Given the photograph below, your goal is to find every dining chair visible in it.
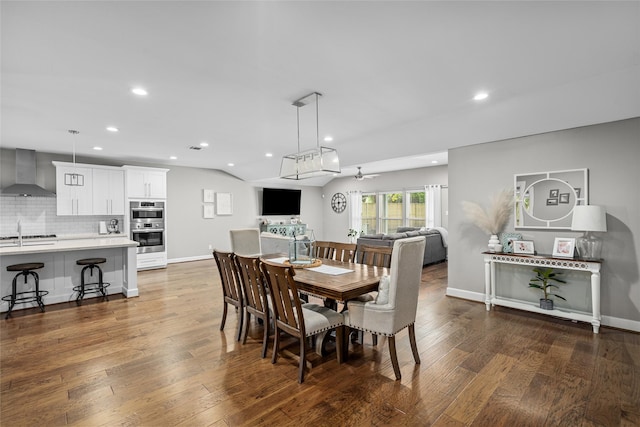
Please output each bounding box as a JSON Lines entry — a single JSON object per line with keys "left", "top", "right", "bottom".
{"left": 355, "top": 244, "right": 394, "bottom": 268}
{"left": 314, "top": 241, "right": 335, "bottom": 259}
{"left": 235, "top": 255, "right": 271, "bottom": 358}
{"left": 344, "top": 236, "right": 426, "bottom": 380}
{"left": 260, "top": 259, "right": 344, "bottom": 383}
{"left": 213, "top": 250, "right": 244, "bottom": 342}
{"left": 229, "top": 228, "right": 262, "bottom": 256}
{"left": 332, "top": 242, "right": 357, "bottom": 262}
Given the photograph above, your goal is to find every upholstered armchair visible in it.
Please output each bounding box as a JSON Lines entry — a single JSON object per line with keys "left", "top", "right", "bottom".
{"left": 344, "top": 236, "right": 426, "bottom": 380}
{"left": 229, "top": 228, "right": 261, "bottom": 256}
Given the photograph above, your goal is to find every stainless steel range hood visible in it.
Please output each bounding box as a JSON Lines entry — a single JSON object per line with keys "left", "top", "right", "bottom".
{"left": 1, "top": 149, "right": 56, "bottom": 197}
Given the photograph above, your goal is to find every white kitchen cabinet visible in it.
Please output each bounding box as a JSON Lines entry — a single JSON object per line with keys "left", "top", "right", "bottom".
{"left": 54, "top": 164, "right": 93, "bottom": 216}
{"left": 92, "top": 168, "right": 125, "bottom": 215}
{"left": 123, "top": 166, "right": 168, "bottom": 199}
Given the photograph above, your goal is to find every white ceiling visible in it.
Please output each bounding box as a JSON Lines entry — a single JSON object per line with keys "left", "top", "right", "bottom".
{"left": 2, "top": 1, "right": 639, "bottom": 187}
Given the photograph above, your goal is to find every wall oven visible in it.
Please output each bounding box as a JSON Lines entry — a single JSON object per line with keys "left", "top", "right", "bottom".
{"left": 130, "top": 201, "right": 165, "bottom": 254}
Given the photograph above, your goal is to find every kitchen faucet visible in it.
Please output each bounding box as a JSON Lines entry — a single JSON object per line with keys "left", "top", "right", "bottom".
{"left": 17, "top": 219, "right": 23, "bottom": 247}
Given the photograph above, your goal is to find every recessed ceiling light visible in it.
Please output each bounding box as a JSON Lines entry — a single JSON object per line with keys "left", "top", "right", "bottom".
{"left": 265, "top": 153, "right": 273, "bottom": 157}
{"left": 432, "top": 160, "right": 439, "bottom": 164}
{"left": 131, "top": 87, "right": 148, "bottom": 96}
{"left": 473, "top": 92, "right": 489, "bottom": 101}
{"left": 200, "top": 142, "right": 209, "bottom": 147}
{"left": 169, "top": 156, "right": 177, "bottom": 160}
{"left": 93, "top": 146, "right": 103, "bottom": 151}
{"left": 106, "top": 126, "right": 119, "bottom": 132}
{"left": 227, "top": 163, "right": 234, "bottom": 167}
{"left": 324, "top": 136, "right": 334, "bottom": 142}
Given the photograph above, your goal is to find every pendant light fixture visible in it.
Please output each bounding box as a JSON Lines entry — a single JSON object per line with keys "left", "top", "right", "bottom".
{"left": 280, "top": 92, "right": 340, "bottom": 180}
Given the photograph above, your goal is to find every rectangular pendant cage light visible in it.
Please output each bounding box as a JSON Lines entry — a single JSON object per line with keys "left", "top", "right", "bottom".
{"left": 280, "top": 146, "right": 340, "bottom": 180}
{"left": 279, "top": 91, "right": 340, "bottom": 180}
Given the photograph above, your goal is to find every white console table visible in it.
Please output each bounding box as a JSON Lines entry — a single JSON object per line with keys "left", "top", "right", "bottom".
{"left": 483, "top": 252, "right": 602, "bottom": 333}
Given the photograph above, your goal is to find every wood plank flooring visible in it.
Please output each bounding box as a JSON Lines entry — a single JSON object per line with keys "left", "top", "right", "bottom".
{"left": 1, "top": 259, "right": 639, "bottom": 426}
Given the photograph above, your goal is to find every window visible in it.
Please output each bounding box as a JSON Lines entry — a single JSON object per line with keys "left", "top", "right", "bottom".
{"left": 380, "top": 192, "right": 403, "bottom": 234}
{"left": 361, "top": 193, "right": 377, "bottom": 234}
{"left": 406, "top": 190, "right": 426, "bottom": 228}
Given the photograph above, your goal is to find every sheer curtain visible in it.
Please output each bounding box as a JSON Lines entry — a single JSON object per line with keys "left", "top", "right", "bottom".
{"left": 424, "top": 185, "right": 442, "bottom": 228}
{"left": 348, "top": 190, "right": 363, "bottom": 236}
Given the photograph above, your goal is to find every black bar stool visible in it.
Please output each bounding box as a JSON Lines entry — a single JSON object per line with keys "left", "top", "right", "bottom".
{"left": 74, "top": 258, "right": 110, "bottom": 304}
{"left": 2, "top": 262, "right": 48, "bottom": 319}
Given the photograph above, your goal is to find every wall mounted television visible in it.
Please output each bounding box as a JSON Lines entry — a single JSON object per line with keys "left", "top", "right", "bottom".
{"left": 262, "top": 188, "right": 301, "bottom": 216}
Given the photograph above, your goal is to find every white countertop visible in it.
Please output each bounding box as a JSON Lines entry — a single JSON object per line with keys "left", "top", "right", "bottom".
{"left": 0, "top": 237, "right": 138, "bottom": 256}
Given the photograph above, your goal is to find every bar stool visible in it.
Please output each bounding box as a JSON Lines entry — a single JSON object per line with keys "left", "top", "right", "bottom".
{"left": 74, "top": 258, "right": 110, "bottom": 304}
{"left": 2, "top": 262, "right": 48, "bottom": 319}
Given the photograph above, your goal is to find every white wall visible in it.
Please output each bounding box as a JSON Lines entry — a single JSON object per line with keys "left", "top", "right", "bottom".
{"left": 447, "top": 118, "right": 640, "bottom": 331}
{"left": 321, "top": 165, "right": 448, "bottom": 242}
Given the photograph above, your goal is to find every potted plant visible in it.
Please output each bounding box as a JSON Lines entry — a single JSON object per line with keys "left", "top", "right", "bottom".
{"left": 347, "top": 228, "right": 361, "bottom": 243}
{"left": 528, "top": 267, "right": 566, "bottom": 310}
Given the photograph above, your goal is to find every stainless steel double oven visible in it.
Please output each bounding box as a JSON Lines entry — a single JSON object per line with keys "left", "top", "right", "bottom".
{"left": 130, "top": 201, "right": 165, "bottom": 253}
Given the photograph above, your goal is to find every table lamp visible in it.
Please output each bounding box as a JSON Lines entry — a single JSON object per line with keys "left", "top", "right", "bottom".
{"left": 571, "top": 205, "right": 607, "bottom": 260}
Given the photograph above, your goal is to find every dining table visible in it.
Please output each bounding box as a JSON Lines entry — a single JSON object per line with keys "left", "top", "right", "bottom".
{"left": 261, "top": 255, "right": 389, "bottom": 359}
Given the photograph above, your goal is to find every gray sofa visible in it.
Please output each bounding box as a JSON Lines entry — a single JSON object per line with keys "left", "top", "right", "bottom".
{"left": 356, "top": 227, "right": 447, "bottom": 266}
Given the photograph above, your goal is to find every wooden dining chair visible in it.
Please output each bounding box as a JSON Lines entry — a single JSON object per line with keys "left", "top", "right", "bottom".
{"left": 332, "top": 242, "right": 357, "bottom": 262}
{"left": 344, "top": 237, "right": 426, "bottom": 380}
{"left": 314, "top": 241, "right": 335, "bottom": 260}
{"left": 260, "top": 259, "right": 344, "bottom": 383}
{"left": 355, "top": 244, "right": 394, "bottom": 268}
{"left": 235, "top": 255, "right": 271, "bottom": 358}
{"left": 213, "top": 250, "right": 244, "bottom": 342}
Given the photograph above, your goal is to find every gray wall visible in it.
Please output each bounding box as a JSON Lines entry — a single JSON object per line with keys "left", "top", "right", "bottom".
{"left": 448, "top": 118, "right": 640, "bottom": 331}
{"left": 0, "top": 148, "right": 324, "bottom": 261}
{"left": 321, "top": 165, "right": 448, "bottom": 242}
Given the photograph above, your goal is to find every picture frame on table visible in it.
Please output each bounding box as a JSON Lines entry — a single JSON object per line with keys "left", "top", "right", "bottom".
{"left": 500, "top": 232, "right": 523, "bottom": 253}
{"left": 513, "top": 240, "right": 535, "bottom": 255}
{"left": 552, "top": 237, "right": 576, "bottom": 258}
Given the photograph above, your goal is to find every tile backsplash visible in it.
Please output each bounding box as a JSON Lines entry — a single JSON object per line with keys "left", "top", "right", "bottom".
{"left": 0, "top": 197, "right": 124, "bottom": 237}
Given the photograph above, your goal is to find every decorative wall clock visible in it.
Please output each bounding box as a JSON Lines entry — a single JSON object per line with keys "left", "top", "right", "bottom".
{"left": 331, "top": 192, "right": 347, "bottom": 213}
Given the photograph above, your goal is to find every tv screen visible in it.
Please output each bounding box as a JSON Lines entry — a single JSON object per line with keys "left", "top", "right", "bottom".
{"left": 262, "top": 188, "right": 301, "bottom": 216}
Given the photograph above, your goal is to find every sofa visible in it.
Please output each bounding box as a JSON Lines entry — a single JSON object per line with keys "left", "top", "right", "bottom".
{"left": 356, "top": 226, "right": 447, "bottom": 266}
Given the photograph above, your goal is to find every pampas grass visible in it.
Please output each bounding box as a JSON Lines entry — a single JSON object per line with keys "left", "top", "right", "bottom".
{"left": 462, "top": 188, "right": 514, "bottom": 235}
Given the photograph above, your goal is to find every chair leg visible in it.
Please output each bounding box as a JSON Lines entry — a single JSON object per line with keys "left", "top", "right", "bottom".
{"left": 408, "top": 324, "right": 421, "bottom": 365}
{"left": 272, "top": 329, "right": 280, "bottom": 364}
{"left": 298, "top": 336, "right": 306, "bottom": 383}
{"left": 241, "top": 310, "right": 251, "bottom": 344}
{"left": 372, "top": 333, "right": 378, "bottom": 346}
{"left": 220, "top": 302, "right": 228, "bottom": 331}
{"left": 261, "top": 313, "right": 269, "bottom": 359}
{"left": 235, "top": 304, "right": 244, "bottom": 342}
{"left": 388, "top": 335, "right": 401, "bottom": 380}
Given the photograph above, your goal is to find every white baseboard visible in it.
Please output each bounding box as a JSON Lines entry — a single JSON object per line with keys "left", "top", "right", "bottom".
{"left": 445, "top": 286, "right": 640, "bottom": 333}
{"left": 168, "top": 254, "right": 213, "bottom": 264}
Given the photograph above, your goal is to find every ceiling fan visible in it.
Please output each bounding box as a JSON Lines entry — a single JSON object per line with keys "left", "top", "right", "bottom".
{"left": 354, "top": 167, "right": 379, "bottom": 181}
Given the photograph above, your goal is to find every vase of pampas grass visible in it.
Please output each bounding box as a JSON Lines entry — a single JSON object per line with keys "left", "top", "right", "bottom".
{"left": 462, "top": 188, "right": 514, "bottom": 253}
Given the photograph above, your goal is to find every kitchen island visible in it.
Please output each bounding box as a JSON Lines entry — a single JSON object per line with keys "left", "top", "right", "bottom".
{"left": 0, "top": 237, "right": 138, "bottom": 315}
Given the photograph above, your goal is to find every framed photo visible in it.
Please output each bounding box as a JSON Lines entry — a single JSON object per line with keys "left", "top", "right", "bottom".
{"left": 513, "top": 240, "right": 535, "bottom": 255}
{"left": 549, "top": 189, "right": 559, "bottom": 198}
{"left": 215, "top": 192, "right": 233, "bottom": 215}
{"left": 203, "top": 189, "right": 214, "bottom": 203}
{"left": 500, "top": 232, "right": 522, "bottom": 254}
{"left": 552, "top": 237, "right": 576, "bottom": 258}
{"left": 559, "top": 193, "right": 570, "bottom": 204}
{"left": 546, "top": 198, "right": 558, "bottom": 206}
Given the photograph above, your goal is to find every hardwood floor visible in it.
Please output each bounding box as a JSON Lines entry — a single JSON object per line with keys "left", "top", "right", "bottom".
{"left": 1, "top": 259, "right": 639, "bottom": 426}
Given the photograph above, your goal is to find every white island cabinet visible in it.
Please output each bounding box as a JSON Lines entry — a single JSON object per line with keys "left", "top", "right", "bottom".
{"left": 0, "top": 238, "right": 138, "bottom": 315}
{"left": 123, "top": 166, "right": 168, "bottom": 199}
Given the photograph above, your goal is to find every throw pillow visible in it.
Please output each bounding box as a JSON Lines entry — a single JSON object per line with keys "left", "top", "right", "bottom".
{"left": 375, "top": 275, "right": 390, "bottom": 305}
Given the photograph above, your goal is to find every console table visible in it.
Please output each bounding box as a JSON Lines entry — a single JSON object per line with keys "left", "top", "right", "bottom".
{"left": 260, "top": 223, "right": 307, "bottom": 237}
{"left": 483, "top": 252, "right": 602, "bottom": 333}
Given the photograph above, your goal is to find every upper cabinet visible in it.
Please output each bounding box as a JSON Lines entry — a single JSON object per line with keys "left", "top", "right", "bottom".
{"left": 54, "top": 163, "right": 94, "bottom": 216}
{"left": 123, "top": 166, "right": 168, "bottom": 199}
{"left": 93, "top": 168, "right": 125, "bottom": 215}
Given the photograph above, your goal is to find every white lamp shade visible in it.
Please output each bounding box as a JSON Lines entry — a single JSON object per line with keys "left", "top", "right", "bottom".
{"left": 571, "top": 205, "right": 607, "bottom": 232}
